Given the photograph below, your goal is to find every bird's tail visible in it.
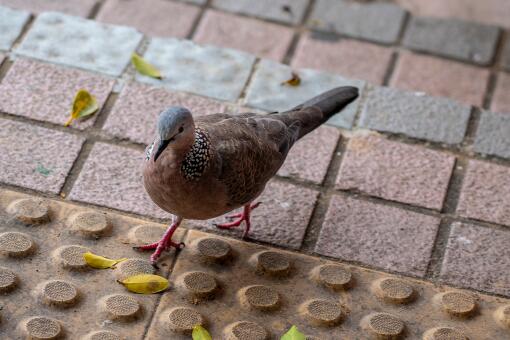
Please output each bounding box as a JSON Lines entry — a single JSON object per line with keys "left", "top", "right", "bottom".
{"left": 278, "top": 86, "right": 359, "bottom": 139}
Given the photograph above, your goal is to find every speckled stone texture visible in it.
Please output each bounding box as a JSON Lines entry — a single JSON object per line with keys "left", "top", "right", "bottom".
{"left": 69, "top": 143, "right": 168, "bottom": 218}
{"left": 244, "top": 59, "right": 365, "bottom": 129}
{"left": 278, "top": 126, "right": 340, "bottom": 185}
{"left": 491, "top": 72, "right": 510, "bottom": 113}
{"left": 0, "top": 119, "right": 84, "bottom": 193}
{"left": 103, "top": 82, "right": 231, "bottom": 145}
{"left": 190, "top": 180, "right": 318, "bottom": 249}
{"left": 194, "top": 10, "right": 294, "bottom": 61}
{"left": 0, "top": 58, "right": 114, "bottom": 129}
{"left": 292, "top": 33, "right": 393, "bottom": 85}
{"left": 212, "top": 0, "right": 309, "bottom": 24}
{"left": 474, "top": 111, "right": 510, "bottom": 159}
{"left": 403, "top": 17, "right": 500, "bottom": 65}
{"left": 315, "top": 195, "right": 440, "bottom": 277}
{"left": 308, "top": 0, "right": 406, "bottom": 44}
{"left": 15, "top": 12, "right": 143, "bottom": 76}
{"left": 502, "top": 35, "right": 510, "bottom": 71}
{"left": 0, "top": 5, "right": 30, "bottom": 51}
{"left": 391, "top": 51, "right": 490, "bottom": 107}
{"left": 137, "top": 38, "right": 255, "bottom": 102}
{"left": 336, "top": 135, "right": 455, "bottom": 210}
{"left": 97, "top": 0, "right": 200, "bottom": 38}
{"left": 0, "top": 0, "right": 97, "bottom": 16}
{"left": 359, "top": 85, "right": 471, "bottom": 144}
{"left": 456, "top": 160, "right": 510, "bottom": 227}
{"left": 441, "top": 222, "right": 510, "bottom": 296}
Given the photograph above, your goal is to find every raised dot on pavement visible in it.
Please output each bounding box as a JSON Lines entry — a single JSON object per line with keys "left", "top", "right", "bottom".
{"left": 114, "top": 258, "right": 155, "bottom": 281}
{"left": 495, "top": 305, "right": 510, "bottom": 328}
{"left": 101, "top": 294, "right": 141, "bottom": 321}
{"left": 195, "top": 237, "right": 232, "bottom": 261}
{"left": 0, "top": 266, "right": 18, "bottom": 293}
{"left": 8, "top": 198, "right": 50, "bottom": 224}
{"left": 22, "top": 316, "right": 62, "bottom": 339}
{"left": 423, "top": 327, "right": 468, "bottom": 340}
{"left": 301, "top": 299, "right": 343, "bottom": 326}
{"left": 83, "top": 330, "right": 121, "bottom": 340}
{"left": 180, "top": 271, "right": 218, "bottom": 299}
{"left": 164, "top": 307, "right": 204, "bottom": 333}
{"left": 128, "top": 224, "right": 167, "bottom": 244}
{"left": 255, "top": 251, "right": 290, "bottom": 277}
{"left": 224, "top": 321, "right": 269, "bottom": 340}
{"left": 361, "top": 313, "right": 405, "bottom": 338}
{"left": 239, "top": 285, "right": 280, "bottom": 311}
{"left": 0, "top": 232, "right": 35, "bottom": 257}
{"left": 312, "top": 264, "right": 352, "bottom": 290}
{"left": 40, "top": 280, "right": 79, "bottom": 307}
{"left": 372, "top": 277, "right": 415, "bottom": 304}
{"left": 69, "top": 211, "right": 111, "bottom": 238}
{"left": 53, "top": 245, "right": 90, "bottom": 270}
{"left": 435, "top": 291, "right": 477, "bottom": 317}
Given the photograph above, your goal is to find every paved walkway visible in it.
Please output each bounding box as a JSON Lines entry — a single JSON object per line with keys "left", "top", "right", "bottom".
{"left": 0, "top": 0, "right": 509, "bottom": 339}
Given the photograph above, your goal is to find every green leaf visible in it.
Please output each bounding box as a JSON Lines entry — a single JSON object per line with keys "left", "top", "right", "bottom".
{"left": 192, "top": 325, "right": 212, "bottom": 340}
{"left": 281, "top": 325, "right": 306, "bottom": 340}
{"left": 131, "top": 53, "right": 163, "bottom": 79}
{"left": 65, "top": 89, "right": 99, "bottom": 127}
{"left": 35, "top": 164, "right": 51, "bottom": 176}
{"left": 120, "top": 274, "right": 169, "bottom": 294}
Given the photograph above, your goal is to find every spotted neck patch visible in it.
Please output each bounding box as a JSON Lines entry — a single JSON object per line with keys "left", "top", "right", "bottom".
{"left": 145, "top": 141, "right": 155, "bottom": 161}
{"left": 181, "top": 127, "right": 211, "bottom": 180}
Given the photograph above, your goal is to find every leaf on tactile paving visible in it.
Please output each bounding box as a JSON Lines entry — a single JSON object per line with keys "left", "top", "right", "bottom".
{"left": 131, "top": 53, "right": 163, "bottom": 79}
{"left": 83, "top": 251, "right": 127, "bottom": 269}
{"left": 192, "top": 325, "right": 212, "bottom": 340}
{"left": 281, "top": 325, "right": 306, "bottom": 340}
{"left": 281, "top": 72, "right": 301, "bottom": 87}
{"left": 64, "top": 89, "right": 99, "bottom": 127}
{"left": 120, "top": 274, "right": 169, "bottom": 294}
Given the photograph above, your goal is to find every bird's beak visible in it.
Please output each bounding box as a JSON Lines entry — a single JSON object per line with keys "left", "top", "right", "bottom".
{"left": 154, "top": 139, "right": 170, "bottom": 162}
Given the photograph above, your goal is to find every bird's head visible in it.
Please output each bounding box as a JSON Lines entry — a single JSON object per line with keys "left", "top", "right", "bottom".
{"left": 153, "top": 106, "right": 194, "bottom": 162}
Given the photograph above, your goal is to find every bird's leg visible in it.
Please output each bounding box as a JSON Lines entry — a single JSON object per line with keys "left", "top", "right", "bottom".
{"left": 225, "top": 202, "right": 261, "bottom": 220}
{"left": 215, "top": 202, "right": 260, "bottom": 238}
{"left": 133, "top": 216, "right": 184, "bottom": 264}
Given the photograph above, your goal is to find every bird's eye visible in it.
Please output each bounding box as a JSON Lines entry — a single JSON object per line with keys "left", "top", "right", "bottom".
{"left": 178, "top": 126, "right": 184, "bottom": 133}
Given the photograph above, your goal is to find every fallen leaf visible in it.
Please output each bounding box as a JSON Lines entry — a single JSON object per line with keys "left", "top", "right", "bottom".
{"left": 83, "top": 252, "right": 127, "bottom": 269}
{"left": 192, "top": 325, "right": 212, "bottom": 340}
{"left": 35, "top": 164, "right": 51, "bottom": 177}
{"left": 131, "top": 53, "right": 163, "bottom": 79}
{"left": 64, "top": 89, "right": 99, "bottom": 127}
{"left": 120, "top": 274, "right": 169, "bottom": 294}
{"left": 281, "top": 72, "right": 301, "bottom": 87}
{"left": 281, "top": 325, "right": 306, "bottom": 340}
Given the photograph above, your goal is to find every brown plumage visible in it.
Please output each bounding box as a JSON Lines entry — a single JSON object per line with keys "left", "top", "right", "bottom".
{"left": 139, "top": 86, "right": 359, "bottom": 263}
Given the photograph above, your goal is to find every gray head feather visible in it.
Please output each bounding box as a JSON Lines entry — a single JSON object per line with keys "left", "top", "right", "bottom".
{"left": 157, "top": 106, "right": 192, "bottom": 140}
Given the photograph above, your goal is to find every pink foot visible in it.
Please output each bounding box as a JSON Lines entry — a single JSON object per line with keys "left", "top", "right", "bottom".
{"left": 133, "top": 217, "right": 184, "bottom": 264}
{"left": 215, "top": 202, "right": 260, "bottom": 238}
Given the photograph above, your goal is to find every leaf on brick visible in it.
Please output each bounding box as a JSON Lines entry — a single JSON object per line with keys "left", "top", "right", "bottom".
{"left": 280, "top": 325, "right": 306, "bottom": 340}
{"left": 192, "top": 325, "right": 212, "bottom": 340}
{"left": 131, "top": 53, "right": 163, "bottom": 79}
{"left": 83, "top": 252, "right": 127, "bottom": 269}
{"left": 120, "top": 274, "right": 169, "bottom": 294}
{"left": 65, "top": 89, "right": 99, "bottom": 127}
{"left": 281, "top": 72, "right": 301, "bottom": 87}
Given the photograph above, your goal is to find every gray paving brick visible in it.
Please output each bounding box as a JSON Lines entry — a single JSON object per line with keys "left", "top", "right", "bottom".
{"left": 403, "top": 16, "right": 500, "bottom": 65}
{"left": 178, "top": 0, "right": 205, "bottom": 4}
{"left": 502, "top": 35, "right": 510, "bottom": 71}
{"left": 15, "top": 12, "right": 142, "bottom": 76}
{"left": 244, "top": 59, "right": 365, "bottom": 129}
{"left": 137, "top": 38, "right": 255, "bottom": 102}
{"left": 474, "top": 111, "right": 510, "bottom": 159}
{"left": 0, "top": 5, "right": 30, "bottom": 51}
{"left": 212, "top": 0, "right": 309, "bottom": 25}
{"left": 0, "top": 0, "right": 98, "bottom": 16}
{"left": 308, "top": 0, "right": 406, "bottom": 44}
{"left": 359, "top": 85, "right": 471, "bottom": 144}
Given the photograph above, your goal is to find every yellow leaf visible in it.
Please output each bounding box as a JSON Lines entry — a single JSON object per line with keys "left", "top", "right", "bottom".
{"left": 280, "top": 325, "right": 306, "bottom": 340}
{"left": 131, "top": 53, "right": 163, "bottom": 79}
{"left": 192, "top": 325, "right": 212, "bottom": 340}
{"left": 281, "top": 72, "right": 301, "bottom": 87}
{"left": 120, "top": 274, "right": 169, "bottom": 294}
{"left": 83, "top": 252, "right": 127, "bottom": 269}
{"left": 65, "top": 89, "right": 99, "bottom": 127}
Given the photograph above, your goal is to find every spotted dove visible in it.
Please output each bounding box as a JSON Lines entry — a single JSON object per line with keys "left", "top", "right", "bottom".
{"left": 139, "top": 86, "right": 359, "bottom": 263}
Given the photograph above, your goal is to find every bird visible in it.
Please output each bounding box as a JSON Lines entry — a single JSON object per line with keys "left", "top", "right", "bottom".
{"left": 138, "top": 86, "right": 359, "bottom": 264}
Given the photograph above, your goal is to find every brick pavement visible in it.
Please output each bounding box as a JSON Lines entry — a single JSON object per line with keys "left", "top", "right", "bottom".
{"left": 0, "top": 0, "right": 509, "bottom": 330}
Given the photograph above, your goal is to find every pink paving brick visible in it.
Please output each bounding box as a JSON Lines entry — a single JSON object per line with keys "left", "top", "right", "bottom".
{"left": 292, "top": 33, "right": 394, "bottom": 85}
{"left": 103, "top": 82, "right": 231, "bottom": 145}
{"left": 457, "top": 160, "right": 510, "bottom": 227}
{"left": 0, "top": 119, "right": 84, "bottom": 193}
{"left": 0, "top": 0, "right": 97, "bottom": 16}
{"left": 190, "top": 180, "right": 319, "bottom": 249}
{"left": 491, "top": 72, "right": 510, "bottom": 113}
{"left": 440, "top": 222, "right": 510, "bottom": 296}
{"left": 97, "top": 0, "right": 200, "bottom": 38}
{"left": 69, "top": 143, "right": 168, "bottom": 219}
{"left": 391, "top": 51, "right": 490, "bottom": 107}
{"left": 278, "top": 126, "right": 340, "bottom": 185}
{"left": 336, "top": 135, "right": 455, "bottom": 210}
{"left": 193, "top": 9, "right": 294, "bottom": 61}
{"left": 315, "top": 195, "right": 440, "bottom": 277}
{"left": 0, "top": 58, "right": 114, "bottom": 129}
